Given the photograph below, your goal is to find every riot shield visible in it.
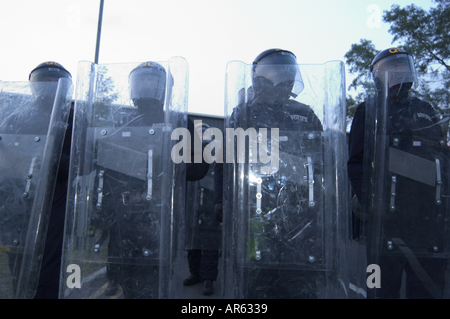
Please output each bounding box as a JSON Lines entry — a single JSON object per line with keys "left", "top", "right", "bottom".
{"left": 222, "top": 61, "right": 348, "bottom": 299}
{"left": 60, "top": 58, "right": 188, "bottom": 299}
{"left": 0, "top": 79, "right": 72, "bottom": 298}
{"left": 362, "top": 71, "right": 450, "bottom": 299}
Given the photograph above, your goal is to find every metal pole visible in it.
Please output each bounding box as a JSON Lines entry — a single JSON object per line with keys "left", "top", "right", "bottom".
{"left": 94, "top": 0, "right": 104, "bottom": 64}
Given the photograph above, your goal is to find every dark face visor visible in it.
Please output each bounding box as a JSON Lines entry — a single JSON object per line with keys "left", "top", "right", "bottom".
{"left": 372, "top": 54, "right": 418, "bottom": 89}
{"left": 29, "top": 68, "right": 71, "bottom": 82}
{"left": 253, "top": 53, "right": 304, "bottom": 98}
{"left": 129, "top": 68, "right": 166, "bottom": 103}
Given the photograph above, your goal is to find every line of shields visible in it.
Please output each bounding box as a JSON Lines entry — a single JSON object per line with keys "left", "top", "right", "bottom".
{"left": 1, "top": 59, "right": 449, "bottom": 299}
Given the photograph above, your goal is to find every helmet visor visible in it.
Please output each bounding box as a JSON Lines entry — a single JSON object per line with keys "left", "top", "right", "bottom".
{"left": 29, "top": 67, "right": 71, "bottom": 82}
{"left": 129, "top": 67, "right": 166, "bottom": 103}
{"left": 254, "top": 53, "right": 304, "bottom": 96}
{"left": 372, "top": 54, "right": 418, "bottom": 89}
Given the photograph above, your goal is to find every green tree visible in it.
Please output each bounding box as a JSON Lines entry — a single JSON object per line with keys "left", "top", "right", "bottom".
{"left": 384, "top": 0, "right": 450, "bottom": 73}
{"left": 345, "top": 0, "right": 450, "bottom": 126}
{"left": 344, "top": 39, "right": 379, "bottom": 126}
{"left": 90, "top": 65, "right": 121, "bottom": 126}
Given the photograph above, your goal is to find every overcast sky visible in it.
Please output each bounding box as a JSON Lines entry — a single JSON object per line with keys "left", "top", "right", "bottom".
{"left": 0, "top": 0, "right": 434, "bottom": 116}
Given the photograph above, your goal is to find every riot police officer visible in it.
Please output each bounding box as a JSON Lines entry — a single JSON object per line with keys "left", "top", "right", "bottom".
{"left": 92, "top": 61, "right": 168, "bottom": 298}
{"left": 228, "top": 49, "right": 321, "bottom": 130}
{"left": 184, "top": 122, "right": 221, "bottom": 296}
{"left": 1, "top": 62, "right": 71, "bottom": 135}
{"left": 90, "top": 61, "right": 208, "bottom": 299}
{"left": 30, "top": 62, "right": 73, "bottom": 299}
{"left": 0, "top": 61, "right": 72, "bottom": 298}
{"left": 218, "top": 49, "right": 326, "bottom": 299}
{"left": 348, "top": 48, "right": 449, "bottom": 298}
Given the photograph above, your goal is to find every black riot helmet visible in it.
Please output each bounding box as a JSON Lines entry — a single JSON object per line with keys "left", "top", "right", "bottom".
{"left": 29, "top": 61, "right": 72, "bottom": 82}
{"left": 370, "top": 48, "right": 418, "bottom": 97}
{"left": 29, "top": 61, "right": 72, "bottom": 97}
{"left": 129, "top": 61, "right": 167, "bottom": 109}
{"left": 251, "top": 49, "right": 304, "bottom": 104}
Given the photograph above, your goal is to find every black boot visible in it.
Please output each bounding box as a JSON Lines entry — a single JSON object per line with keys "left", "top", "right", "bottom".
{"left": 104, "top": 279, "right": 119, "bottom": 296}
{"left": 203, "top": 280, "right": 214, "bottom": 296}
{"left": 183, "top": 274, "right": 203, "bottom": 286}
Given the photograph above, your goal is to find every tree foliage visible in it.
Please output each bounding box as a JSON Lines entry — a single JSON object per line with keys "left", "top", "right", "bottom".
{"left": 90, "top": 65, "right": 121, "bottom": 126}
{"left": 345, "top": 39, "right": 379, "bottom": 92}
{"left": 384, "top": 0, "right": 450, "bottom": 73}
{"left": 344, "top": 39, "right": 379, "bottom": 126}
{"left": 345, "top": 0, "right": 450, "bottom": 126}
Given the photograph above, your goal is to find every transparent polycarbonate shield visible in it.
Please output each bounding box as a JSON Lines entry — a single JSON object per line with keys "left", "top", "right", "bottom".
{"left": 185, "top": 164, "right": 221, "bottom": 251}
{"left": 60, "top": 58, "right": 188, "bottom": 299}
{"left": 362, "top": 71, "right": 450, "bottom": 299}
{"left": 222, "top": 61, "right": 348, "bottom": 299}
{"left": 0, "top": 79, "right": 72, "bottom": 298}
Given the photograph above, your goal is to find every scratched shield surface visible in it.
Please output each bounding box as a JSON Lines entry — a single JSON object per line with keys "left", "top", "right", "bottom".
{"left": 360, "top": 71, "right": 450, "bottom": 299}
{"left": 0, "top": 79, "right": 72, "bottom": 298}
{"left": 60, "top": 58, "right": 188, "bottom": 299}
{"left": 221, "top": 61, "right": 349, "bottom": 299}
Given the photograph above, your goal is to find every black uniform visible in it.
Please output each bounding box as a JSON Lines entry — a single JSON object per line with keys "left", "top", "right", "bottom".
{"left": 0, "top": 90, "right": 71, "bottom": 299}
{"left": 185, "top": 162, "right": 221, "bottom": 295}
{"left": 217, "top": 96, "right": 323, "bottom": 299}
{"left": 347, "top": 102, "right": 366, "bottom": 205}
{"left": 215, "top": 98, "right": 323, "bottom": 202}
{"left": 348, "top": 95, "right": 449, "bottom": 299}
{"left": 91, "top": 112, "right": 208, "bottom": 299}
{"left": 33, "top": 107, "right": 73, "bottom": 299}
{"left": 0, "top": 95, "right": 54, "bottom": 297}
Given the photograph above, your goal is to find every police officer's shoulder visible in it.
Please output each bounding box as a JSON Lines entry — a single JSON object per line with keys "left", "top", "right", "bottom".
{"left": 286, "top": 99, "right": 313, "bottom": 113}
{"left": 286, "top": 100, "right": 319, "bottom": 120}
{"left": 410, "top": 97, "right": 441, "bottom": 120}
{"left": 355, "top": 101, "right": 366, "bottom": 111}
{"left": 349, "top": 102, "right": 367, "bottom": 134}
{"left": 286, "top": 99, "right": 323, "bottom": 130}
{"left": 228, "top": 102, "right": 246, "bottom": 125}
{"left": 410, "top": 96, "right": 433, "bottom": 110}
{"left": 235, "top": 101, "right": 247, "bottom": 113}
